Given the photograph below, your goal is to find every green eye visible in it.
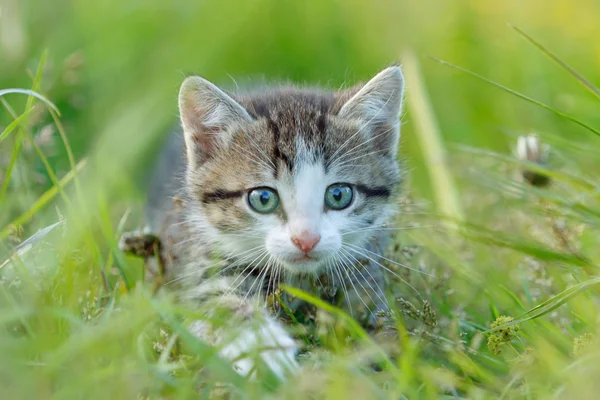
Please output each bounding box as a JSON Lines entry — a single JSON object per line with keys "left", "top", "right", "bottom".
{"left": 325, "top": 184, "right": 353, "bottom": 210}
{"left": 248, "top": 187, "right": 280, "bottom": 213}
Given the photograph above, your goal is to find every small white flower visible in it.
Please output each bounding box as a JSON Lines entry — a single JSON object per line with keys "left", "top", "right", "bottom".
{"left": 516, "top": 134, "right": 549, "bottom": 165}
{"left": 516, "top": 134, "right": 551, "bottom": 187}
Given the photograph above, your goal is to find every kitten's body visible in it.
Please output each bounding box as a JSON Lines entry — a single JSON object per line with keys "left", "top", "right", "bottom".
{"left": 144, "top": 67, "right": 404, "bottom": 378}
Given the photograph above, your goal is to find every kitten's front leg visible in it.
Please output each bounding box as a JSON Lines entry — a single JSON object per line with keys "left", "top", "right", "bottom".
{"left": 217, "top": 315, "right": 298, "bottom": 379}
{"left": 187, "top": 289, "right": 298, "bottom": 380}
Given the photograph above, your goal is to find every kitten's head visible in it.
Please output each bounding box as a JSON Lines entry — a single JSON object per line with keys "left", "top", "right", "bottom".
{"left": 179, "top": 66, "right": 404, "bottom": 275}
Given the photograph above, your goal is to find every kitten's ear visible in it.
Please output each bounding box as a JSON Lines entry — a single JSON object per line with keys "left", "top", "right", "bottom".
{"left": 179, "top": 76, "right": 253, "bottom": 166}
{"left": 338, "top": 66, "right": 404, "bottom": 157}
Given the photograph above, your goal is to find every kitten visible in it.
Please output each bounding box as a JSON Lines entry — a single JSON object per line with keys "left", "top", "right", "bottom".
{"left": 143, "top": 65, "right": 404, "bottom": 379}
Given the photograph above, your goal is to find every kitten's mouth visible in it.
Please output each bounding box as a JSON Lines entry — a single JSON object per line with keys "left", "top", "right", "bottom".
{"left": 289, "top": 254, "right": 314, "bottom": 262}
{"left": 280, "top": 253, "right": 328, "bottom": 274}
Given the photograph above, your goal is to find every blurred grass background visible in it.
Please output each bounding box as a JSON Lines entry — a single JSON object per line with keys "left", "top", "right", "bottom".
{"left": 2, "top": 0, "right": 600, "bottom": 398}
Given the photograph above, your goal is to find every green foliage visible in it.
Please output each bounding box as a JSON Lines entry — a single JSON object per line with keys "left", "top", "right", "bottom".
{"left": 3, "top": 0, "right": 600, "bottom": 398}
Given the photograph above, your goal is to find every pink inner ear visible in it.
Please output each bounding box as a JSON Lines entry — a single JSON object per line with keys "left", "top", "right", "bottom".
{"left": 192, "top": 132, "right": 215, "bottom": 158}
{"left": 190, "top": 125, "right": 222, "bottom": 160}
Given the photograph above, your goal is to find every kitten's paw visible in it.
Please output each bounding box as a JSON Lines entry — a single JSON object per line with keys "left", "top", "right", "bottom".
{"left": 219, "top": 318, "right": 299, "bottom": 380}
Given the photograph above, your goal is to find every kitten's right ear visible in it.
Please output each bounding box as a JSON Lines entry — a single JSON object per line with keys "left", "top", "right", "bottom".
{"left": 338, "top": 66, "right": 404, "bottom": 157}
{"left": 179, "top": 76, "right": 253, "bottom": 167}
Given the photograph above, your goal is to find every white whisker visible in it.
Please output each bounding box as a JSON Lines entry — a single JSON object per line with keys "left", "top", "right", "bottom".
{"left": 267, "top": 257, "right": 281, "bottom": 301}
{"left": 329, "top": 257, "right": 353, "bottom": 318}
{"left": 244, "top": 254, "right": 272, "bottom": 302}
{"left": 332, "top": 124, "right": 397, "bottom": 166}
{"left": 172, "top": 235, "right": 204, "bottom": 248}
{"left": 237, "top": 131, "right": 277, "bottom": 172}
{"left": 217, "top": 233, "right": 264, "bottom": 239}
{"left": 344, "top": 245, "right": 424, "bottom": 300}
{"left": 165, "top": 246, "right": 264, "bottom": 286}
{"left": 229, "top": 140, "right": 276, "bottom": 172}
{"left": 338, "top": 251, "right": 378, "bottom": 313}
{"left": 264, "top": 256, "right": 279, "bottom": 304}
{"left": 333, "top": 149, "right": 391, "bottom": 170}
{"left": 336, "top": 255, "right": 374, "bottom": 318}
{"left": 220, "top": 249, "right": 270, "bottom": 300}
{"left": 339, "top": 248, "right": 387, "bottom": 307}
{"left": 346, "top": 242, "right": 435, "bottom": 277}
{"left": 341, "top": 225, "right": 436, "bottom": 235}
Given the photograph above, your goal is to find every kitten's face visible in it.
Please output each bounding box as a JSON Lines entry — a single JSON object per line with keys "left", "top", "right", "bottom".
{"left": 179, "top": 67, "right": 404, "bottom": 275}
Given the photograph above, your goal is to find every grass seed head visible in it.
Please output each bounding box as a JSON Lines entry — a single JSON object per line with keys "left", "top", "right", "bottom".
{"left": 573, "top": 333, "right": 595, "bottom": 358}
{"left": 487, "top": 316, "right": 520, "bottom": 355}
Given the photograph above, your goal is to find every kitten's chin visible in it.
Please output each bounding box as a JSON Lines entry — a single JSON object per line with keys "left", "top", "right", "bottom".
{"left": 280, "top": 256, "right": 327, "bottom": 275}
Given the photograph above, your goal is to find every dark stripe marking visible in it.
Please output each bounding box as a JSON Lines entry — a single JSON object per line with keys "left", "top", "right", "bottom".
{"left": 202, "top": 189, "right": 245, "bottom": 204}
{"left": 356, "top": 185, "right": 390, "bottom": 198}
{"left": 317, "top": 113, "right": 327, "bottom": 145}
{"left": 248, "top": 99, "right": 269, "bottom": 119}
{"left": 268, "top": 117, "right": 281, "bottom": 178}
{"left": 269, "top": 117, "right": 293, "bottom": 176}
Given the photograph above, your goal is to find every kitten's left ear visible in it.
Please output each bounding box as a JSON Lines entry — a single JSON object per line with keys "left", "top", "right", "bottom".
{"left": 338, "top": 65, "right": 404, "bottom": 157}
{"left": 179, "top": 76, "right": 253, "bottom": 168}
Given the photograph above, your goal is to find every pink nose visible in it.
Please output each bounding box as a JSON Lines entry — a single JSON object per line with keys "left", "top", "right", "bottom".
{"left": 291, "top": 232, "right": 321, "bottom": 253}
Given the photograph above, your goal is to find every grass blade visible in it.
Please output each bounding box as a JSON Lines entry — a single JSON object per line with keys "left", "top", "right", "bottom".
{"left": 403, "top": 51, "right": 464, "bottom": 223}
{"left": 0, "top": 100, "right": 26, "bottom": 204}
{"left": 282, "top": 285, "right": 369, "bottom": 340}
{"left": 0, "top": 159, "right": 86, "bottom": 240}
{"left": 485, "top": 277, "right": 600, "bottom": 333}
{"left": 457, "top": 219, "right": 597, "bottom": 270}
{"left": 431, "top": 57, "right": 600, "bottom": 138}
{"left": 509, "top": 24, "right": 600, "bottom": 100}
{"left": 0, "top": 110, "right": 31, "bottom": 143}
{"left": 0, "top": 88, "right": 60, "bottom": 115}
{"left": 0, "top": 220, "right": 63, "bottom": 270}
{"left": 0, "top": 52, "right": 50, "bottom": 204}
{"left": 2, "top": 99, "right": 73, "bottom": 210}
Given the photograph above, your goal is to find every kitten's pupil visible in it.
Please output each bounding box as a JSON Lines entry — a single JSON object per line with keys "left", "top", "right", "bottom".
{"left": 260, "top": 191, "right": 271, "bottom": 205}
{"left": 332, "top": 188, "right": 342, "bottom": 202}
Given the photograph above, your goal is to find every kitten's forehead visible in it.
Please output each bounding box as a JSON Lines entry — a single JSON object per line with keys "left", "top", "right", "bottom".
{"left": 238, "top": 89, "right": 346, "bottom": 176}
{"left": 198, "top": 87, "right": 396, "bottom": 192}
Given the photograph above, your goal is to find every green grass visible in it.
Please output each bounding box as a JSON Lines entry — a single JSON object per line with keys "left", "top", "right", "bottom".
{"left": 3, "top": 1, "right": 600, "bottom": 398}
